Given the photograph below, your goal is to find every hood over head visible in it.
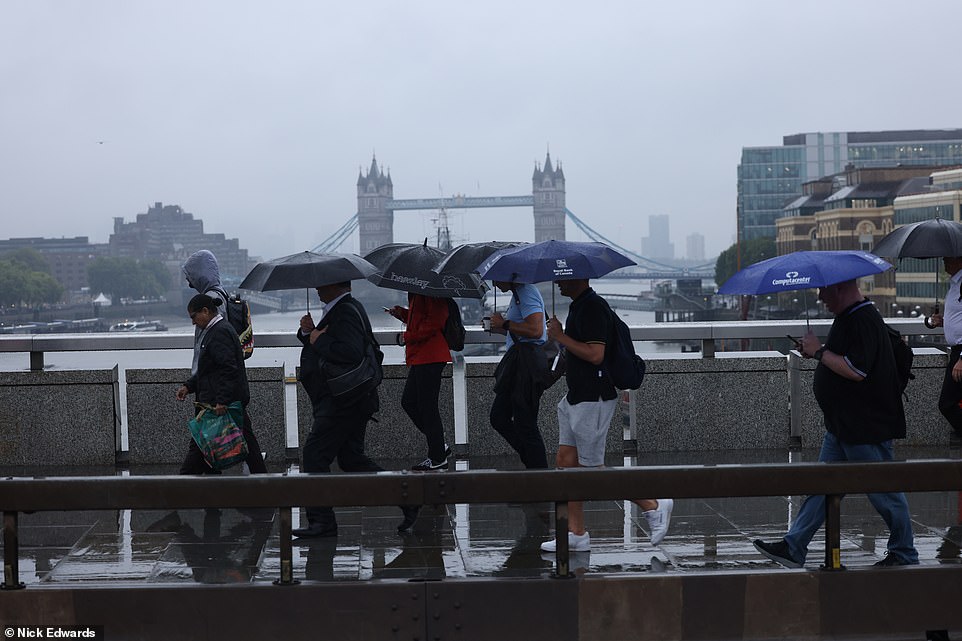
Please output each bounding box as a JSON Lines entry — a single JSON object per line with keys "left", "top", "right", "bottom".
{"left": 183, "top": 250, "right": 221, "bottom": 293}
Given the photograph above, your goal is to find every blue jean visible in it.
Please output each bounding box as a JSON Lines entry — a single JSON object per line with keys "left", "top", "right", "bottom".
{"left": 783, "top": 432, "right": 919, "bottom": 564}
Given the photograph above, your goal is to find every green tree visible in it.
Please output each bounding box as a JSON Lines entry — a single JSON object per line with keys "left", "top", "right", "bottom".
{"left": 3, "top": 247, "right": 50, "bottom": 274}
{"left": 87, "top": 257, "right": 170, "bottom": 301}
{"left": 715, "top": 237, "right": 776, "bottom": 288}
{"left": 0, "top": 258, "right": 62, "bottom": 306}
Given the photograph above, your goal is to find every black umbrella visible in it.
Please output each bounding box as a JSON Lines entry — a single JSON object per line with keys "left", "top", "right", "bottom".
{"left": 364, "top": 240, "right": 486, "bottom": 299}
{"left": 872, "top": 218, "right": 962, "bottom": 259}
{"left": 872, "top": 218, "right": 962, "bottom": 310}
{"left": 239, "top": 251, "right": 378, "bottom": 312}
{"left": 433, "top": 241, "right": 527, "bottom": 274}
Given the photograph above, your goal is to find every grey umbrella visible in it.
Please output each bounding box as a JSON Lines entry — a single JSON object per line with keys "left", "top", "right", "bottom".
{"left": 239, "top": 251, "right": 378, "bottom": 312}
{"left": 433, "top": 241, "right": 527, "bottom": 275}
{"left": 364, "top": 240, "right": 486, "bottom": 299}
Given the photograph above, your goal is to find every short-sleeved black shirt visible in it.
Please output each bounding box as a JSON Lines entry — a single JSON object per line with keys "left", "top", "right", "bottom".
{"left": 813, "top": 299, "right": 905, "bottom": 444}
{"left": 563, "top": 288, "right": 617, "bottom": 404}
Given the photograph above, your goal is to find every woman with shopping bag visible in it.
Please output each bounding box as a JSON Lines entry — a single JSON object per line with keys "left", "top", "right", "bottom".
{"left": 174, "top": 293, "right": 267, "bottom": 474}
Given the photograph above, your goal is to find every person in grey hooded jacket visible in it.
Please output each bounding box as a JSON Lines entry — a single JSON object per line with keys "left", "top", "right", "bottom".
{"left": 181, "top": 251, "right": 267, "bottom": 474}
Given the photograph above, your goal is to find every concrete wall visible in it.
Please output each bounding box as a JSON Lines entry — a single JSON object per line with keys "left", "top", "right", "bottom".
{"left": 0, "top": 369, "right": 118, "bottom": 466}
{"left": 0, "top": 349, "right": 953, "bottom": 469}
{"left": 126, "top": 367, "right": 286, "bottom": 465}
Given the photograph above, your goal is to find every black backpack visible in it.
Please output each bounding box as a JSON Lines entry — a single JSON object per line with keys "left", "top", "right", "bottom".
{"left": 595, "top": 294, "right": 646, "bottom": 390}
{"left": 210, "top": 287, "right": 254, "bottom": 359}
{"left": 442, "top": 299, "right": 466, "bottom": 352}
{"left": 888, "top": 325, "right": 915, "bottom": 394}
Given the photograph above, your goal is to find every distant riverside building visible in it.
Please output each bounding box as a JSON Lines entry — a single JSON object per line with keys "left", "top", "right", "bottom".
{"left": 686, "top": 232, "right": 705, "bottom": 262}
{"left": 775, "top": 165, "right": 960, "bottom": 313}
{"left": 0, "top": 236, "right": 107, "bottom": 294}
{"left": 739, "top": 129, "right": 962, "bottom": 241}
{"left": 642, "top": 214, "right": 674, "bottom": 261}
{"left": 891, "top": 167, "right": 962, "bottom": 308}
{"left": 108, "top": 202, "right": 255, "bottom": 284}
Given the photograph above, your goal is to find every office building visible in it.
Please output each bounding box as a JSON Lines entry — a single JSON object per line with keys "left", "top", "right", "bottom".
{"left": 686, "top": 232, "right": 705, "bottom": 262}
{"left": 739, "top": 129, "right": 962, "bottom": 241}
{"left": 642, "top": 214, "right": 674, "bottom": 261}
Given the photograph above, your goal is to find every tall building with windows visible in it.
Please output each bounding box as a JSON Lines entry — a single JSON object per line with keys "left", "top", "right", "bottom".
{"left": 738, "top": 129, "right": 962, "bottom": 241}
{"left": 685, "top": 232, "right": 705, "bottom": 261}
{"left": 642, "top": 214, "right": 674, "bottom": 261}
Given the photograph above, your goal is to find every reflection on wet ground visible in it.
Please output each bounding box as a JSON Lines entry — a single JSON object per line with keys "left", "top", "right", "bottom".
{"left": 4, "top": 449, "right": 961, "bottom": 586}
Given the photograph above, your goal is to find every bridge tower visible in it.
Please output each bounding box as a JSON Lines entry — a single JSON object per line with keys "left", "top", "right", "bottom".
{"left": 532, "top": 152, "right": 566, "bottom": 242}
{"left": 357, "top": 155, "right": 394, "bottom": 254}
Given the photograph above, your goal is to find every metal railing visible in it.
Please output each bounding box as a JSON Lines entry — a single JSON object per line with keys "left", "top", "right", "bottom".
{"left": 0, "top": 317, "right": 944, "bottom": 371}
{"left": 3, "top": 459, "right": 961, "bottom": 588}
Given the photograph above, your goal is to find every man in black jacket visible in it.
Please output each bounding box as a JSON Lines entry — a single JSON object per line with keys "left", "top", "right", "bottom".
{"left": 293, "top": 282, "right": 419, "bottom": 538}
{"left": 175, "top": 294, "right": 266, "bottom": 474}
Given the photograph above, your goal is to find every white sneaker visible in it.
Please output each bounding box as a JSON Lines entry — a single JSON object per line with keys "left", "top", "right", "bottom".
{"left": 643, "top": 499, "right": 673, "bottom": 546}
{"left": 540, "top": 531, "right": 591, "bottom": 552}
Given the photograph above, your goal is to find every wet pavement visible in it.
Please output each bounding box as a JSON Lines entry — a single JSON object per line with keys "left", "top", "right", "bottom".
{"left": 5, "top": 449, "right": 962, "bottom": 587}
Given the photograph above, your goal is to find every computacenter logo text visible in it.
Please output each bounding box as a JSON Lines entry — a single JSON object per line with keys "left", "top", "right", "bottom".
{"left": 772, "top": 271, "right": 811, "bottom": 287}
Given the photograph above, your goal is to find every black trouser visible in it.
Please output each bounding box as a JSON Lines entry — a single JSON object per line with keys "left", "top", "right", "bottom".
{"left": 180, "top": 408, "right": 267, "bottom": 475}
{"left": 401, "top": 362, "right": 446, "bottom": 462}
{"left": 489, "top": 385, "right": 548, "bottom": 469}
{"left": 938, "top": 345, "right": 962, "bottom": 437}
{"left": 301, "top": 406, "right": 382, "bottom": 528}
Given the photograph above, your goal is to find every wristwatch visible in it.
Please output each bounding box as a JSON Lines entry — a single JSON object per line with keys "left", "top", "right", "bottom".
{"left": 813, "top": 346, "right": 827, "bottom": 361}
{"left": 924, "top": 316, "right": 935, "bottom": 329}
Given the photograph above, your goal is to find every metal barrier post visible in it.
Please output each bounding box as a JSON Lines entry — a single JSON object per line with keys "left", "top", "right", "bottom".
{"left": 273, "top": 506, "right": 299, "bottom": 586}
{"left": 822, "top": 494, "right": 845, "bottom": 571}
{"left": 553, "top": 501, "right": 572, "bottom": 579}
{"left": 701, "top": 338, "right": 715, "bottom": 358}
{"left": 3, "top": 511, "right": 24, "bottom": 590}
{"left": 29, "top": 351, "right": 43, "bottom": 372}
{"left": 451, "top": 352, "right": 468, "bottom": 450}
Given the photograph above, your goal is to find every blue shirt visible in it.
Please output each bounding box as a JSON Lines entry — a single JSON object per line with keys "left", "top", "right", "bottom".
{"left": 505, "top": 284, "right": 547, "bottom": 349}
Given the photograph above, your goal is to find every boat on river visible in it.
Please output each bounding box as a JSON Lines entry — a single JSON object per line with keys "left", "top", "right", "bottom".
{"left": 108, "top": 320, "right": 169, "bottom": 332}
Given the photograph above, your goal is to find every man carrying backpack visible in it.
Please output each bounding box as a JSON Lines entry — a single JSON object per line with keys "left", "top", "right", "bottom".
{"left": 922, "top": 255, "right": 962, "bottom": 438}
{"left": 488, "top": 281, "right": 550, "bottom": 469}
{"left": 540, "top": 278, "right": 672, "bottom": 553}
{"left": 386, "top": 294, "right": 453, "bottom": 471}
{"left": 754, "top": 279, "right": 918, "bottom": 568}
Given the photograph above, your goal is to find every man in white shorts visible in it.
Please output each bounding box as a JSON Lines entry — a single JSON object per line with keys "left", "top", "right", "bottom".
{"left": 541, "top": 278, "right": 672, "bottom": 552}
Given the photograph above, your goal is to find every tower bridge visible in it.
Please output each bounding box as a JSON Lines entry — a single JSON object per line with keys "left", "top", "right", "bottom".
{"left": 308, "top": 153, "right": 716, "bottom": 280}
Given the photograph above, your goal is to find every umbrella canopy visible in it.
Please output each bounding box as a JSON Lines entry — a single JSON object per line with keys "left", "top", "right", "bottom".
{"left": 717, "top": 250, "right": 892, "bottom": 295}
{"left": 239, "top": 251, "right": 378, "bottom": 291}
{"left": 433, "top": 241, "right": 527, "bottom": 274}
{"left": 364, "top": 242, "right": 486, "bottom": 298}
{"left": 872, "top": 217, "right": 962, "bottom": 259}
{"left": 477, "top": 240, "right": 636, "bottom": 283}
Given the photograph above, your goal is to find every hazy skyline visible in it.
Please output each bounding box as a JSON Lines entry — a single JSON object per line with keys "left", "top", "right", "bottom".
{"left": 3, "top": 1, "right": 961, "bottom": 263}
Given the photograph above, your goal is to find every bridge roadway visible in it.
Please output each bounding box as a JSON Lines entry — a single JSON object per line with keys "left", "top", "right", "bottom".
{"left": 2, "top": 451, "right": 962, "bottom": 640}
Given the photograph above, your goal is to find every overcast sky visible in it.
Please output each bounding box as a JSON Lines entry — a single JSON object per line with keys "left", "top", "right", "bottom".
{"left": 2, "top": 0, "right": 961, "bottom": 263}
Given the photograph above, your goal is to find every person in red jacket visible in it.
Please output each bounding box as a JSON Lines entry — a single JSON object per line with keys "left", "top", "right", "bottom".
{"left": 387, "top": 294, "right": 453, "bottom": 470}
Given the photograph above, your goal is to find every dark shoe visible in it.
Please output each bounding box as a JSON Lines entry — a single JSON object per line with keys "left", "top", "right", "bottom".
{"left": 753, "top": 539, "right": 803, "bottom": 569}
{"left": 397, "top": 505, "right": 420, "bottom": 533}
{"left": 874, "top": 553, "right": 911, "bottom": 567}
{"left": 292, "top": 524, "right": 338, "bottom": 538}
{"left": 411, "top": 457, "right": 449, "bottom": 471}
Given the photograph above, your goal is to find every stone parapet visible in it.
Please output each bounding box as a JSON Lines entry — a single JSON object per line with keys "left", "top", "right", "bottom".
{"left": 0, "top": 369, "right": 118, "bottom": 466}
{"left": 126, "top": 367, "right": 286, "bottom": 466}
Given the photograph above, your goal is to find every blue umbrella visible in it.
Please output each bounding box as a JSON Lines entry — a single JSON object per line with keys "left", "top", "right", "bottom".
{"left": 717, "top": 250, "right": 892, "bottom": 296}
{"left": 477, "top": 240, "right": 636, "bottom": 283}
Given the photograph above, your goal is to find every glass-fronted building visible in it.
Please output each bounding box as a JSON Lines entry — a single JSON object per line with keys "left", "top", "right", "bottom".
{"left": 738, "top": 129, "right": 962, "bottom": 241}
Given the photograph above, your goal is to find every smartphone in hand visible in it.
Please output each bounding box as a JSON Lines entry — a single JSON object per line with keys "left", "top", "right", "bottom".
{"left": 786, "top": 334, "right": 802, "bottom": 350}
{"left": 383, "top": 307, "right": 391, "bottom": 312}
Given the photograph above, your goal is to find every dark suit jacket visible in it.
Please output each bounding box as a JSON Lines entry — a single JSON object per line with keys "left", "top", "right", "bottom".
{"left": 185, "top": 318, "right": 250, "bottom": 407}
{"left": 298, "top": 295, "right": 378, "bottom": 415}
